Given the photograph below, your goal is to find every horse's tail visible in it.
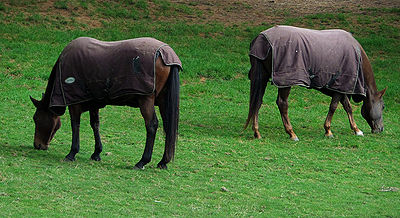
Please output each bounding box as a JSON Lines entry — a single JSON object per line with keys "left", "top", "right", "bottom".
{"left": 162, "top": 65, "right": 180, "bottom": 163}
{"left": 244, "top": 58, "right": 267, "bottom": 129}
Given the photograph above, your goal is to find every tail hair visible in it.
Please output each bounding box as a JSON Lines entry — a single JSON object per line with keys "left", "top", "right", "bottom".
{"left": 244, "top": 59, "right": 267, "bottom": 129}
{"left": 162, "top": 65, "right": 180, "bottom": 162}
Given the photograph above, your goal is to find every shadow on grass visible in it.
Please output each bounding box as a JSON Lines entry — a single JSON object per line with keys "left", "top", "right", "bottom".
{"left": 1, "top": 142, "right": 138, "bottom": 170}
{"left": 1, "top": 142, "right": 65, "bottom": 159}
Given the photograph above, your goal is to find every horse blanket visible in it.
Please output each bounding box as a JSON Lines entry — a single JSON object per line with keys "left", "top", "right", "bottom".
{"left": 49, "top": 37, "right": 182, "bottom": 107}
{"left": 249, "top": 25, "right": 366, "bottom": 96}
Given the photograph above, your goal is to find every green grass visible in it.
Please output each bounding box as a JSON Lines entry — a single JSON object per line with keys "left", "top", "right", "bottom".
{"left": 0, "top": 1, "right": 399, "bottom": 216}
{"left": 54, "top": 0, "right": 68, "bottom": 10}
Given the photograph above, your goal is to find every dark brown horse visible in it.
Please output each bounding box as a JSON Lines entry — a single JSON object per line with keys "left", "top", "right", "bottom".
{"left": 30, "top": 37, "right": 181, "bottom": 169}
{"left": 245, "top": 26, "right": 386, "bottom": 140}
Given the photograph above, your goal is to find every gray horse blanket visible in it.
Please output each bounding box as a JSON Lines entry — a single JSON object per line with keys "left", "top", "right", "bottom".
{"left": 49, "top": 37, "right": 182, "bottom": 107}
{"left": 249, "top": 25, "right": 365, "bottom": 96}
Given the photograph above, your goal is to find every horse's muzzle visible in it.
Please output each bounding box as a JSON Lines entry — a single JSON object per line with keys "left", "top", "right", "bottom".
{"left": 34, "top": 142, "right": 48, "bottom": 150}
{"left": 372, "top": 126, "right": 384, "bottom": 134}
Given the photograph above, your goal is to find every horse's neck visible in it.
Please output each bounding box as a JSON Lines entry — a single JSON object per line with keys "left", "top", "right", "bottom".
{"left": 361, "top": 47, "right": 378, "bottom": 97}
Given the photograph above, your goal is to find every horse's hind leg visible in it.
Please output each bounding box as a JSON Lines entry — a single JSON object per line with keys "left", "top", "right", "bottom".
{"left": 276, "top": 87, "right": 298, "bottom": 141}
{"left": 158, "top": 103, "right": 172, "bottom": 169}
{"left": 252, "top": 113, "right": 261, "bottom": 139}
{"left": 90, "top": 108, "right": 103, "bottom": 161}
{"left": 324, "top": 94, "right": 341, "bottom": 137}
{"left": 340, "top": 95, "right": 363, "bottom": 136}
{"left": 134, "top": 97, "right": 158, "bottom": 170}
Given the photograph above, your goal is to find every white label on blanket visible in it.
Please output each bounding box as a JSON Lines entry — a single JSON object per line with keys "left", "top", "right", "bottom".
{"left": 65, "top": 77, "right": 75, "bottom": 84}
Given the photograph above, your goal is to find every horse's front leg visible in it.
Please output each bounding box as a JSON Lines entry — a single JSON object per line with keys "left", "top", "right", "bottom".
{"left": 324, "top": 94, "right": 341, "bottom": 137}
{"left": 65, "top": 105, "right": 82, "bottom": 161}
{"left": 276, "top": 87, "right": 298, "bottom": 141}
{"left": 134, "top": 98, "right": 158, "bottom": 170}
{"left": 340, "top": 95, "right": 364, "bottom": 136}
{"left": 90, "top": 108, "right": 103, "bottom": 161}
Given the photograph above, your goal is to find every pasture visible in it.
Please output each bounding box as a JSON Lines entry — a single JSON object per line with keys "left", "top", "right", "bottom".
{"left": 0, "top": 0, "right": 399, "bottom": 216}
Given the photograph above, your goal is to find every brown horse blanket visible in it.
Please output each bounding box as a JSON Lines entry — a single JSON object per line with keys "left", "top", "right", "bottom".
{"left": 249, "top": 25, "right": 365, "bottom": 96}
{"left": 49, "top": 37, "right": 182, "bottom": 107}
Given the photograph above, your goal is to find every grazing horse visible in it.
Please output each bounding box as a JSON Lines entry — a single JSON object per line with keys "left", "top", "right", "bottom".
{"left": 30, "top": 37, "right": 181, "bottom": 169}
{"left": 245, "top": 26, "right": 386, "bottom": 140}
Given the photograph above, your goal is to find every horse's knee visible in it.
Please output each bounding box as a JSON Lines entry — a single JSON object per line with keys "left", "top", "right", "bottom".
{"left": 276, "top": 97, "right": 287, "bottom": 109}
{"left": 90, "top": 121, "right": 99, "bottom": 130}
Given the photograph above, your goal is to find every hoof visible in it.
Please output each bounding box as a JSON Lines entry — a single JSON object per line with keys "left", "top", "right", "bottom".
{"left": 133, "top": 165, "right": 145, "bottom": 170}
{"left": 64, "top": 156, "right": 75, "bottom": 162}
{"left": 133, "top": 162, "right": 145, "bottom": 170}
{"left": 325, "top": 134, "right": 334, "bottom": 138}
{"left": 90, "top": 154, "right": 101, "bottom": 161}
{"left": 356, "top": 130, "right": 364, "bottom": 136}
{"left": 291, "top": 136, "right": 299, "bottom": 141}
{"left": 157, "top": 162, "right": 168, "bottom": 169}
{"left": 254, "top": 132, "right": 261, "bottom": 139}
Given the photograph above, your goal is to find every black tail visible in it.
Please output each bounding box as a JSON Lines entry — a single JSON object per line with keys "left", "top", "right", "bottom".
{"left": 244, "top": 58, "right": 267, "bottom": 129}
{"left": 162, "top": 66, "right": 180, "bottom": 163}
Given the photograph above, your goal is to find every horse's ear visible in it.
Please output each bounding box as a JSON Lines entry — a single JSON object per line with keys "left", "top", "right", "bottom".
{"left": 30, "top": 96, "right": 41, "bottom": 108}
{"left": 378, "top": 87, "right": 387, "bottom": 98}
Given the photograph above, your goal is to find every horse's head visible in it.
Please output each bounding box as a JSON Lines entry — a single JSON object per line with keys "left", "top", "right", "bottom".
{"left": 361, "top": 88, "right": 387, "bottom": 133}
{"left": 30, "top": 96, "right": 61, "bottom": 150}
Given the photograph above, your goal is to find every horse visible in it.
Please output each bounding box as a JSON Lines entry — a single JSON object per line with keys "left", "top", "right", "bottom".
{"left": 245, "top": 26, "right": 386, "bottom": 140}
{"left": 30, "top": 37, "right": 181, "bottom": 169}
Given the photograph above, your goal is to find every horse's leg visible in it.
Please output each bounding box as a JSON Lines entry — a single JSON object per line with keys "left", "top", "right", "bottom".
{"left": 252, "top": 113, "right": 261, "bottom": 139}
{"left": 324, "top": 94, "right": 341, "bottom": 137}
{"left": 158, "top": 103, "right": 170, "bottom": 169}
{"left": 65, "top": 105, "right": 82, "bottom": 161}
{"left": 89, "top": 108, "right": 103, "bottom": 161}
{"left": 276, "top": 87, "right": 298, "bottom": 141}
{"left": 340, "top": 95, "right": 364, "bottom": 136}
{"left": 134, "top": 97, "right": 158, "bottom": 170}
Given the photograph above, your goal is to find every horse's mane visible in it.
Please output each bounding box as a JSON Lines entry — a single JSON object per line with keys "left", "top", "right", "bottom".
{"left": 41, "top": 58, "right": 58, "bottom": 105}
{"left": 42, "top": 58, "right": 66, "bottom": 115}
{"left": 359, "top": 46, "right": 378, "bottom": 93}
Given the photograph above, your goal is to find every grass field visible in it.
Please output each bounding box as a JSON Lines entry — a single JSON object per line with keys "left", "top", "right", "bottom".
{"left": 0, "top": 0, "right": 399, "bottom": 216}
